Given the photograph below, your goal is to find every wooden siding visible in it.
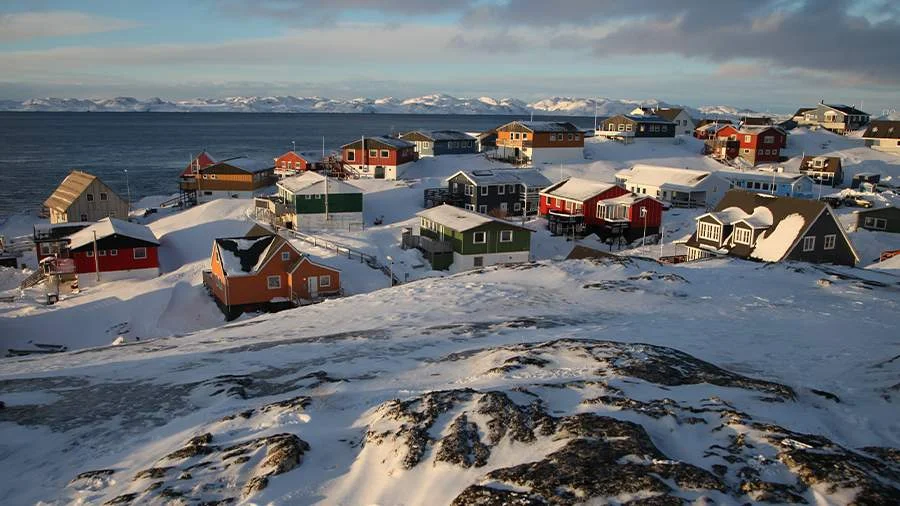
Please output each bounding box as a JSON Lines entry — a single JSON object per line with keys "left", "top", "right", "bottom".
{"left": 71, "top": 245, "right": 159, "bottom": 274}
{"left": 787, "top": 212, "right": 857, "bottom": 266}
{"left": 50, "top": 178, "right": 129, "bottom": 224}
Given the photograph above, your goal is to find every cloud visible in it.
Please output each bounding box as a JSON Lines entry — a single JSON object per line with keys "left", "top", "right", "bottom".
{"left": 0, "top": 10, "right": 140, "bottom": 42}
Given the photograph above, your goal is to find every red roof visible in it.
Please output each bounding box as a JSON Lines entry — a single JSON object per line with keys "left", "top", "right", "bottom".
{"left": 180, "top": 151, "right": 217, "bottom": 177}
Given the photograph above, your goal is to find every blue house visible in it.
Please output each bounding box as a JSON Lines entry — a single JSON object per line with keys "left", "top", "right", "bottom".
{"left": 721, "top": 170, "right": 814, "bottom": 198}
{"left": 399, "top": 130, "right": 477, "bottom": 157}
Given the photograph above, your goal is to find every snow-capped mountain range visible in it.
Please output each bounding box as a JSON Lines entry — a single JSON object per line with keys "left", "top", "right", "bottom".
{"left": 0, "top": 94, "right": 748, "bottom": 117}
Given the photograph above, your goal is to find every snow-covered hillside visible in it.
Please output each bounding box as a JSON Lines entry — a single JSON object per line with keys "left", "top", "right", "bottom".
{"left": 0, "top": 94, "right": 737, "bottom": 116}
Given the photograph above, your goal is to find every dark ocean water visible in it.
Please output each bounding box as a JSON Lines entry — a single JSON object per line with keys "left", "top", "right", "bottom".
{"left": 0, "top": 112, "right": 594, "bottom": 217}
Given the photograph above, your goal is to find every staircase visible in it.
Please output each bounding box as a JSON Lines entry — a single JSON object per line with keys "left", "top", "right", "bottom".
{"left": 19, "top": 270, "right": 45, "bottom": 289}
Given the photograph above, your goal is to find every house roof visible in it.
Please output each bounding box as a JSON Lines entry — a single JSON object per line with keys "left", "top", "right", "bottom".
{"left": 823, "top": 103, "right": 868, "bottom": 116}
{"left": 862, "top": 120, "right": 900, "bottom": 140}
{"left": 497, "top": 121, "right": 580, "bottom": 133}
{"left": 341, "top": 136, "right": 415, "bottom": 150}
{"left": 416, "top": 204, "right": 530, "bottom": 233}
{"left": 66, "top": 218, "right": 159, "bottom": 250}
{"left": 277, "top": 171, "right": 362, "bottom": 195}
{"left": 540, "top": 178, "right": 618, "bottom": 201}
{"left": 401, "top": 130, "right": 475, "bottom": 141}
{"left": 214, "top": 234, "right": 284, "bottom": 276}
{"left": 720, "top": 169, "right": 811, "bottom": 185}
{"left": 607, "top": 114, "right": 675, "bottom": 125}
{"left": 696, "top": 119, "right": 733, "bottom": 128}
{"left": 793, "top": 107, "right": 814, "bottom": 117}
{"left": 602, "top": 194, "right": 660, "bottom": 206}
{"left": 181, "top": 151, "right": 217, "bottom": 177}
{"left": 616, "top": 165, "right": 717, "bottom": 189}
{"left": 276, "top": 150, "right": 320, "bottom": 162}
{"left": 450, "top": 168, "right": 552, "bottom": 188}
{"left": 205, "top": 157, "right": 273, "bottom": 174}
{"left": 44, "top": 170, "right": 117, "bottom": 212}
{"left": 740, "top": 116, "right": 773, "bottom": 126}
{"left": 853, "top": 205, "right": 900, "bottom": 216}
{"left": 800, "top": 156, "right": 842, "bottom": 174}
{"left": 651, "top": 108, "right": 686, "bottom": 122}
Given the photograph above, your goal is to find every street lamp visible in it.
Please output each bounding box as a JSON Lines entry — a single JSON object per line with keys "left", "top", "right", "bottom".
{"left": 386, "top": 255, "right": 394, "bottom": 287}
{"left": 640, "top": 206, "right": 648, "bottom": 248}
{"left": 124, "top": 169, "right": 131, "bottom": 215}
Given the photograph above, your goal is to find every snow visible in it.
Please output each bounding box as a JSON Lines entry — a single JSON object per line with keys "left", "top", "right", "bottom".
{"left": 277, "top": 172, "right": 362, "bottom": 195}
{"left": 215, "top": 156, "right": 272, "bottom": 174}
{"left": 542, "top": 178, "right": 616, "bottom": 201}
{"left": 417, "top": 205, "right": 495, "bottom": 232}
{"left": 741, "top": 206, "right": 775, "bottom": 228}
{"left": 750, "top": 213, "right": 806, "bottom": 262}
{"left": 618, "top": 164, "right": 717, "bottom": 189}
{"left": 65, "top": 217, "right": 159, "bottom": 250}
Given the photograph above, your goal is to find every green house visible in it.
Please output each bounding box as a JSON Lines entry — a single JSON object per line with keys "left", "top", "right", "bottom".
{"left": 413, "top": 205, "right": 532, "bottom": 272}
{"left": 277, "top": 172, "right": 363, "bottom": 231}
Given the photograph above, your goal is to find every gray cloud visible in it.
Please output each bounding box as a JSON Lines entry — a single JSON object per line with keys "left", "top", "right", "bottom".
{"left": 0, "top": 10, "right": 140, "bottom": 42}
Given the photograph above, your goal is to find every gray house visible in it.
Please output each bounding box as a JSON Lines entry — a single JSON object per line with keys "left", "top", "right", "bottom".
{"left": 797, "top": 102, "right": 870, "bottom": 134}
{"left": 446, "top": 168, "right": 552, "bottom": 217}
{"left": 597, "top": 114, "right": 676, "bottom": 142}
{"left": 399, "top": 130, "right": 477, "bottom": 157}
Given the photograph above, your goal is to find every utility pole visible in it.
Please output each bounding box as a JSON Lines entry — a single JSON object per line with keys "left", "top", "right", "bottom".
{"left": 124, "top": 169, "right": 131, "bottom": 215}
{"left": 640, "top": 206, "right": 648, "bottom": 248}
{"left": 93, "top": 230, "right": 100, "bottom": 282}
{"left": 292, "top": 140, "right": 296, "bottom": 153}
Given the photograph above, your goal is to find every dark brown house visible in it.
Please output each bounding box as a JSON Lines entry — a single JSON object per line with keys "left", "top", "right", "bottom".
{"left": 685, "top": 190, "right": 858, "bottom": 266}
{"left": 799, "top": 156, "right": 843, "bottom": 187}
{"left": 854, "top": 206, "right": 900, "bottom": 234}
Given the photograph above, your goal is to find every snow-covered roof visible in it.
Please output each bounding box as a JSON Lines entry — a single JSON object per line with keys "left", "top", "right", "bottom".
{"left": 403, "top": 130, "right": 475, "bottom": 141}
{"left": 750, "top": 214, "right": 805, "bottom": 262}
{"left": 601, "top": 194, "right": 656, "bottom": 206}
{"left": 210, "top": 157, "right": 273, "bottom": 174}
{"left": 66, "top": 218, "right": 159, "bottom": 250}
{"left": 214, "top": 235, "right": 285, "bottom": 276}
{"left": 451, "top": 168, "right": 551, "bottom": 188}
{"left": 703, "top": 206, "right": 774, "bottom": 229}
{"left": 342, "top": 136, "right": 415, "bottom": 149}
{"left": 498, "top": 121, "right": 580, "bottom": 133}
{"left": 541, "top": 178, "right": 617, "bottom": 201}
{"left": 740, "top": 207, "right": 775, "bottom": 228}
{"left": 277, "top": 172, "right": 362, "bottom": 195}
{"left": 417, "top": 205, "right": 528, "bottom": 233}
{"left": 608, "top": 114, "right": 675, "bottom": 124}
{"left": 617, "top": 165, "right": 715, "bottom": 189}
{"left": 720, "top": 169, "right": 810, "bottom": 185}
{"left": 862, "top": 120, "right": 900, "bottom": 139}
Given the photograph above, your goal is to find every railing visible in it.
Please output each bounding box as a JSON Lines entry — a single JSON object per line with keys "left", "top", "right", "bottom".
{"left": 19, "top": 270, "right": 45, "bottom": 289}
{"left": 278, "top": 227, "right": 401, "bottom": 286}
{"left": 409, "top": 234, "right": 453, "bottom": 254}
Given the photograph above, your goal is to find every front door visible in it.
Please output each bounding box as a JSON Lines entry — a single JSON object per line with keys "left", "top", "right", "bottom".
{"left": 308, "top": 276, "right": 318, "bottom": 297}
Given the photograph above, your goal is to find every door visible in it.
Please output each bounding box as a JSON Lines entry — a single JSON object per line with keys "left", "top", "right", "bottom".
{"left": 307, "top": 276, "right": 318, "bottom": 297}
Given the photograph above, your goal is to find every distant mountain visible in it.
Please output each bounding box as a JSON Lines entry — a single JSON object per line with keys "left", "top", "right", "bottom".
{"left": 0, "top": 94, "right": 748, "bottom": 118}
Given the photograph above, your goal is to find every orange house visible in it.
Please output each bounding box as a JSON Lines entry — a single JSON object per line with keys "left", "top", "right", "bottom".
{"left": 202, "top": 234, "right": 341, "bottom": 319}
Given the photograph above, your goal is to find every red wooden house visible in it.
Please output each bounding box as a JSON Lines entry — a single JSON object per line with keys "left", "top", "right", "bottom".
{"left": 64, "top": 218, "right": 160, "bottom": 283}
{"left": 539, "top": 178, "right": 663, "bottom": 241}
{"left": 180, "top": 150, "right": 217, "bottom": 179}
{"left": 274, "top": 151, "right": 320, "bottom": 177}
{"left": 340, "top": 136, "right": 418, "bottom": 180}
{"left": 202, "top": 234, "right": 341, "bottom": 319}
{"left": 713, "top": 125, "right": 786, "bottom": 165}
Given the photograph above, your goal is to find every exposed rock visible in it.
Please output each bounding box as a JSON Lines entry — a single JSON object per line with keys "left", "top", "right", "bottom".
{"left": 133, "top": 467, "right": 172, "bottom": 481}
{"left": 102, "top": 493, "right": 137, "bottom": 505}
{"left": 450, "top": 485, "right": 549, "bottom": 505}
{"left": 242, "top": 475, "right": 269, "bottom": 497}
{"left": 435, "top": 414, "right": 490, "bottom": 468}
{"left": 739, "top": 480, "right": 808, "bottom": 503}
{"left": 810, "top": 388, "right": 841, "bottom": 403}
{"left": 259, "top": 433, "right": 310, "bottom": 475}
{"left": 164, "top": 433, "right": 216, "bottom": 460}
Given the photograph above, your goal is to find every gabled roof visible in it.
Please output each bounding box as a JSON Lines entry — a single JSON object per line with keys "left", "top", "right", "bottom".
{"left": 652, "top": 108, "right": 686, "bottom": 122}
{"left": 719, "top": 169, "right": 811, "bottom": 185}
{"left": 862, "top": 120, "right": 900, "bottom": 140}
{"left": 792, "top": 107, "right": 814, "bottom": 117}
{"left": 214, "top": 234, "right": 286, "bottom": 276}
{"left": 696, "top": 119, "right": 733, "bottom": 128}
{"left": 275, "top": 150, "right": 320, "bottom": 162}
{"left": 496, "top": 121, "right": 580, "bottom": 133}
{"left": 606, "top": 114, "right": 675, "bottom": 125}
{"left": 276, "top": 171, "right": 363, "bottom": 195}
{"left": 740, "top": 116, "right": 773, "bottom": 126}
{"left": 44, "top": 170, "right": 120, "bottom": 212}
{"left": 401, "top": 130, "right": 475, "bottom": 142}
{"left": 540, "top": 178, "right": 618, "bottom": 202}
{"left": 206, "top": 157, "right": 273, "bottom": 174}
{"left": 616, "top": 165, "right": 718, "bottom": 189}
{"left": 181, "top": 151, "right": 217, "bottom": 177}
{"left": 800, "top": 156, "right": 842, "bottom": 174}
{"left": 341, "top": 136, "right": 415, "bottom": 150}
{"left": 416, "top": 204, "right": 530, "bottom": 233}
{"left": 822, "top": 103, "right": 868, "bottom": 116}
{"left": 449, "top": 168, "right": 551, "bottom": 188}
{"left": 66, "top": 218, "right": 159, "bottom": 250}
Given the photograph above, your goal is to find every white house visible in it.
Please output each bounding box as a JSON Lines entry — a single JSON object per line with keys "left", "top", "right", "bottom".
{"left": 614, "top": 164, "right": 730, "bottom": 208}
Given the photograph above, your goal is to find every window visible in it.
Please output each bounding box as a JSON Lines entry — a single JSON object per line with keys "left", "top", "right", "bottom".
{"left": 346, "top": 150, "right": 355, "bottom": 161}
{"left": 522, "top": 133, "right": 528, "bottom": 140}
{"left": 86, "top": 193, "right": 94, "bottom": 201}
{"left": 281, "top": 251, "right": 290, "bottom": 261}
{"left": 757, "top": 149, "right": 763, "bottom": 155}
{"left": 478, "top": 205, "right": 487, "bottom": 213}
{"left": 507, "top": 184, "right": 516, "bottom": 193}
{"left": 567, "top": 134, "right": 574, "bottom": 140}
{"left": 473, "top": 231, "right": 487, "bottom": 243}
{"left": 81, "top": 214, "right": 88, "bottom": 221}
{"left": 802, "top": 236, "right": 815, "bottom": 252}
{"left": 319, "top": 275, "right": 331, "bottom": 288}
{"left": 763, "top": 136, "right": 774, "bottom": 144}
{"left": 864, "top": 217, "right": 887, "bottom": 230}
{"left": 734, "top": 227, "right": 753, "bottom": 245}
{"left": 625, "top": 124, "right": 633, "bottom": 132}
{"left": 465, "top": 185, "right": 473, "bottom": 196}
{"left": 823, "top": 234, "right": 836, "bottom": 250}
{"left": 498, "top": 185, "right": 505, "bottom": 195}
{"left": 465, "top": 204, "right": 475, "bottom": 210}
{"left": 617, "top": 124, "right": 625, "bottom": 132}
{"left": 380, "top": 150, "right": 390, "bottom": 158}
{"left": 40, "top": 243, "right": 51, "bottom": 256}
{"left": 99, "top": 250, "right": 106, "bottom": 256}
{"left": 86, "top": 250, "right": 94, "bottom": 257}
{"left": 267, "top": 275, "right": 281, "bottom": 289}
{"left": 369, "top": 149, "right": 377, "bottom": 158}
{"left": 500, "top": 230, "right": 513, "bottom": 242}
{"left": 575, "top": 134, "right": 581, "bottom": 140}
{"left": 133, "top": 247, "right": 147, "bottom": 259}
{"left": 100, "top": 192, "right": 108, "bottom": 201}
{"left": 473, "top": 256, "right": 483, "bottom": 267}
{"left": 480, "top": 186, "right": 488, "bottom": 196}
{"left": 305, "top": 194, "right": 312, "bottom": 199}
{"left": 744, "top": 135, "right": 752, "bottom": 143}
{"left": 513, "top": 202, "right": 522, "bottom": 211}
{"left": 500, "top": 203, "right": 508, "bottom": 212}
{"left": 110, "top": 249, "right": 118, "bottom": 256}
{"left": 549, "top": 133, "right": 556, "bottom": 141}
{"left": 698, "top": 222, "right": 721, "bottom": 242}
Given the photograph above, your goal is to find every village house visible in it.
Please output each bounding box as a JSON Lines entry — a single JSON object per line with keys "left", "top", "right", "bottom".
{"left": 720, "top": 169, "right": 814, "bottom": 198}
{"left": 614, "top": 165, "right": 730, "bottom": 208}
{"left": 694, "top": 122, "right": 732, "bottom": 141}
{"left": 853, "top": 206, "right": 900, "bottom": 234}
{"left": 597, "top": 114, "right": 676, "bottom": 142}
{"left": 445, "top": 168, "right": 551, "bottom": 217}
{"left": 539, "top": 178, "right": 664, "bottom": 240}
{"left": 739, "top": 116, "right": 773, "bottom": 127}
{"left": 33, "top": 222, "right": 91, "bottom": 262}
{"left": 180, "top": 156, "right": 276, "bottom": 203}
{"left": 203, "top": 234, "right": 341, "bottom": 319}
{"left": 631, "top": 106, "right": 696, "bottom": 135}
{"left": 791, "top": 108, "right": 815, "bottom": 122}
{"left": 63, "top": 218, "right": 161, "bottom": 282}
{"left": 799, "top": 156, "right": 843, "bottom": 187}
{"left": 44, "top": 170, "right": 130, "bottom": 224}
{"left": 177, "top": 151, "right": 218, "bottom": 204}
{"left": 710, "top": 125, "right": 787, "bottom": 165}
{"left": 405, "top": 205, "right": 532, "bottom": 272}
{"left": 399, "top": 130, "right": 477, "bottom": 157}
{"left": 494, "top": 121, "right": 584, "bottom": 164}
{"left": 475, "top": 129, "right": 498, "bottom": 153}
{"left": 341, "top": 136, "right": 418, "bottom": 180}
{"left": 262, "top": 172, "right": 364, "bottom": 231}
{"left": 273, "top": 151, "right": 321, "bottom": 177}
{"left": 684, "top": 190, "right": 858, "bottom": 266}
{"left": 862, "top": 120, "right": 900, "bottom": 154}
{"left": 797, "top": 102, "right": 870, "bottom": 134}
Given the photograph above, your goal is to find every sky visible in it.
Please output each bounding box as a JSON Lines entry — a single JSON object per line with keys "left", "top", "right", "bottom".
{"left": 1, "top": 0, "right": 899, "bottom": 113}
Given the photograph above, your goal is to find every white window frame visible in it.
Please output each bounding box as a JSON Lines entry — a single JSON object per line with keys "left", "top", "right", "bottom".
{"left": 380, "top": 149, "right": 390, "bottom": 158}
{"left": 86, "top": 193, "right": 94, "bottom": 201}
{"left": 734, "top": 227, "right": 752, "bottom": 245}
{"left": 823, "top": 234, "right": 836, "bottom": 250}
{"left": 110, "top": 249, "right": 118, "bottom": 256}
{"left": 802, "top": 236, "right": 815, "bottom": 252}
{"left": 744, "top": 135, "right": 752, "bottom": 142}
{"left": 478, "top": 205, "right": 487, "bottom": 214}
{"left": 480, "top": 186, "right": 488, "bottom": 196}
{"left": 319, "top": 275, "right": 331, "bottom": 288}
{"left": 498, "top": 185, "right": 505, "bottom": 195}
{"left": 473, "top": 231, "right": 487, "bottom": 244}
{"left": 40, "top": 243, "right": 51, "bottom": 256}
{"left": 698, "top": 222, "right": 721, "bottom": 242}
{"left": 513, "top": 202, "right": 522, "bottom": 211}
{"left": 99, "top": 250, "right": 106, "bottom": 256}
{"left": 499, "top": 230, "right": 513, "bottom": 242}
{"left": 281, "top": 251, "right": 291, "bottom": 261}
{"left": 86, "top": 250, "right": 94, "bottom": 257}
{"left": 864, "top": 217, "right": 887, "bottom": 230}
{"left": 133, "top": 247, "right": 147, "bottom": 259}
{"left": 100, "top": 192, "right": 108, "bottom": 201}
{"left": 369, "top": 149, "right": 377, "bottom": 157}
{"left": 267, "top": 275, "right": 281, "bottom": 289}
{"left": 346, "top": 150, "right": 355, "bottom": 162}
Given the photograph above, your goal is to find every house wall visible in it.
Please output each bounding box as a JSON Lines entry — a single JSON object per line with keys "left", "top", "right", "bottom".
{"left": 625, "top": 199, "right": 664, "bottom": 229}
{"left": 71, "top": 245, "right": 159, "bottom": 275}
{"left": 865, "top": 138, "right": 900, "bottom": 153}
{"left": 433, "top": 139, "right": 477, "bottom": 156}
{"left": 341, "top": 145, "right": 418, "bottom": 176}
{"left": 787, "top": 213, "right": 857, "bottom": 266}
{"left": 288, "top": 260, "right": 341, "bottom": 299}
{"left": 289, "top": 212, "right": 363, "bottom": 232}
{"left": 288, "top": 192, "right": 363, "bottom": 214}
{"left": 448, "top": 176, "right": 531, "bottom": 216}
{"left": 213, "top": 241, "right": 299, "bottom": 307}
{"left": 275, "top": 153, "right": 312, "bottom": 171}
{"left": 600, "top": 116, "right": 676, "bottom": 138}
{"left": 197, "top": 189, "right": 257, "bottom": 203}
{"left": 51, "top": 178, "right": 129, "bottom": 224}
{"left": 449, "top": 250, "right": 530, "bottom": 273}
{"left": 420, "top": 222, "right": 531, "bottom": 257}
{"left": 496, "top": 128, "right": 584, "bottom": 149}
{"left": 855, "top": 207, "right": 900, "bottom": 233}
{"left": 539, "top": 186, "right": 631, "bottom": 227}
